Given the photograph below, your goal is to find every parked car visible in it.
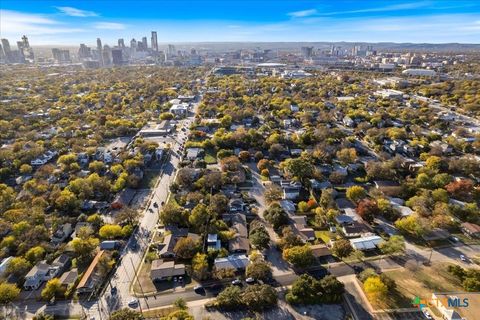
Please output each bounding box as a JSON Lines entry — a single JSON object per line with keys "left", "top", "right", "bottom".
{"left": 460, "top": 254, "right": 468, "bottom": 262}
{"left": 231, "top": 279, "right": 242, "bottom": 286}
{"left": 194, "top": 285, "right": 204, "bottom": 294}
{"left": 422, "top": 309, "right": 432, "bottom": 319}
{"left": 128, "top": 299, "right": 139, "bottom": 308}
{"left": 245, "top": 277, "right": 255, "bottom": 284}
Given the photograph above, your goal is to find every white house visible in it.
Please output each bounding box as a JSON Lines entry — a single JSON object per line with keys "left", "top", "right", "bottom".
{"left": 350, "top": 235, "right": 383, "bottom": 251}
{"left": 24, "top": 261, "right": 60, "bottom": 290}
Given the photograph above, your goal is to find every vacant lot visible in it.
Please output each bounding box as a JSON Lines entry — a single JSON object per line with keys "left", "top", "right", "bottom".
{"left": 373, "top": 262, "right": 464, "bottom": 309}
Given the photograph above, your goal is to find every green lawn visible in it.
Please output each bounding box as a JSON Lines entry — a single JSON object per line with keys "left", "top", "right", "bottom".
{"left": 140, "top": 169, "right": 161, "bottom": 189}
{"left": 315, "top": 230, "right": 333, "bottom": 244}
{"left": 204, "top": 149, "right": 217, "bottom": 164}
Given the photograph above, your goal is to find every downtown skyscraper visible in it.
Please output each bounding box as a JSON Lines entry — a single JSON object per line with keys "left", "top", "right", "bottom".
{"left": 151, "top": 31, "right": 158, "bottom": 52}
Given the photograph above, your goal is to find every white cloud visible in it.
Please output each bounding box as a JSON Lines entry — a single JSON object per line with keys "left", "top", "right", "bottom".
{"left": 93, "top": 22, "right": 126, "bottom": 30}
{"left": 319, "top": 1, "right": 431, "bottom": 16}
{"left": 0, "top": 10, "right": 85, "bottom": 37}
{"left": 56, "top": 6, "right": 98, "bottom": 17}
{"left": 288, "top": 9, "right": 318, "bottom": 18}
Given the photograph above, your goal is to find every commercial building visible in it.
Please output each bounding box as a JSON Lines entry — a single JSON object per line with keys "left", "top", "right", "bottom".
{"left": 151, "top": 31, "right": 158, "bottom": 52}
{"left": 402, "top": 69, "right": 436, "bottom": 77}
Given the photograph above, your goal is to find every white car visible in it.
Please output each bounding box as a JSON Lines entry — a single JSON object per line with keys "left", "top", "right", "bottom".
{"left": 460, "top": 254, "right": 468, "bottom": 262}
{"left": 422, "top": 309, "right": 432, "bottom": 319}
{"left": 128, "top": 299, "right": 139, "bottom": 308}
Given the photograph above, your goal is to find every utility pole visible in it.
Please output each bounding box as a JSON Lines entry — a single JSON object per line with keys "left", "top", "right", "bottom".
{"left": 130, "top": 257, "right": 148, "bottom": 311}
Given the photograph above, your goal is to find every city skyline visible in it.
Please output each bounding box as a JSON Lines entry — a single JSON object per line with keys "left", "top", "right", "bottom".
{"left": 1, "top": 0, "right": 480, "bottom": 45}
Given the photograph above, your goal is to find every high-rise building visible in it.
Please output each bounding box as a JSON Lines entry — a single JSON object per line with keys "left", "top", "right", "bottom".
{"left": 168, "top": 44, "right": 176, "bottom": 57}
{"left": 1, "top": 39, "right": 12, "bottom": 63}
{"left": 118, "top": 38, "right": 125, "bottom": 48}
{"left": 102, "top": 45, "right": 112, "bottom": 65}
{"left": 112, "top": 49, "right": 123, "bottom": 65}
{"left": 301, "top": 46, "right": 313, "bottom": 58}
{"left": 142, "top": 37, "right": 148, "bottom": 49}
{"left": 0, "top": 44, "right": 4, "bottom": 61}
{"left": 96, "top": 38, "right": 103, "bottom": 65}
{"left": 52, "top": 48, "right": 71, "bottom": 63}
{"left": 78, "top": 44, "right": 92, "bottom": 59}
{"left": 130, "top": 38, "right": 137, "bottom": 50}
{"left": 19, "top": 35, "right": 34, "bottom": 62}
{"left": 151, "top": 31, "right": 158, "bottom": 52}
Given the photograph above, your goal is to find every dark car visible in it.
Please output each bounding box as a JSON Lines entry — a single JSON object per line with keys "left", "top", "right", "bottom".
{"left": 306, "top": 267, "right": 329, "bottom": 279}
{"left": 353, "top": 265, "right": 364, "bottom": 274}
{"left": 111, "top": 286, "right": 117, "bottom": 295}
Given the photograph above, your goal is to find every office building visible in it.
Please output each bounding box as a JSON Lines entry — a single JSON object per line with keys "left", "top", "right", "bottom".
{"left": 102, "top": 45, "right": 112, "bottom": 65}
{"left": 142, "top": 37, "right": 148, "bottom": 49}
{"left": 118, "top": 38, "right": 125, "bottom": 48}
{"left": 151, "top": 31, "right": 158, "bottom": 52}
{"left": 168, "top": 44, "right": 176, "bottom": 57}
{"left": 301, "top": 46, "right": 313, "bottom": 58}
{"left": 52, "top": 48, "right": 71, "bottom": 63}
{"left": 112, "top": 49, "right": 123, "bottom": 65}
{"left": 78, "top": 44, "right": 91, "bottom": 59}
{"left": 1, "top": 39, "right": 12, "bottom": 63}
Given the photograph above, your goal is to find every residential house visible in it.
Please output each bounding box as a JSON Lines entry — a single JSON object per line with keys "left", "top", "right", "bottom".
{"left": 100, "top": 240, "right": 121, "bottom": 250}
{"left": 59, "top": 268, "right": 78, "bottom": 289}
{"left": 76, "top": 250, "right": 105, "bottom": 294}
{"left": 186, "top": 148, "right": 204, "bottom": 161}
{"left": 214, "top": 254, "right": 249, "bottom": 271}
{"left": 72, "top": 222, "right": 93, "bottom": 238}
{"left": 24, "top": 261, "right": 60, "bottom": 290}
{"left": 170, "top": 104, "right": 189, "bottom": 117}
{"left": 228, "top": 198, "right": 247, "bottom": 213}
{"left": 52, "top": 254, "right": 71, "bottom": 273}
{"left": 150, "top": 260, "right": 185, "bottom": 281}
{"left": 342, "top": 221, "right": 372, "bottom": 238}
{"left": 158, "top": 227, "right": 198, "bottom": 259}
{"left": 51, "top": 223, "right": 73, "bottom": 246}
{"left": 0, "top": 257, "right": 12, "bottom": 277}
{"left": 350, "top": 235, "right": 383, "bottom": 251}
{"left": 461, "top": 222, "right": 480, "bottom": 238}
{"left": 228, "top": 214, "right": 250, "bottom": 254}
{"left": 310, "top": 244, "right": 332, "bottom": 259}
{"left": 111, "top": 188, "right": 136, "bottom": 209}
{"left": 374, "top": 180, "right": 402, "bottom": 196}
{"left": 207, "top": 234, "right": 221, "bottom": 250}
{"left": 281, "top": 180, "right": 302, "bottom": 200}
{"left": 291, "top": 216, "right": 315, "bottom": 242}
{"left": 280, "top": 200, "right": 296, "bottom": 215}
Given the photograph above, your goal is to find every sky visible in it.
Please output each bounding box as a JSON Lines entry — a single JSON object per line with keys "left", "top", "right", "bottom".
{"left": 1, "top": 0, "right": 480, "bottom": 46}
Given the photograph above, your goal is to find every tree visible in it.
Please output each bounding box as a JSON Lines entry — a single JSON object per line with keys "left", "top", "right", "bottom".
{"left": 160, "top": 112, "right": 174, "bottom": 120}
{"left": 282, "top": 245, "right": 315, "bottom": 268}
{"left": 99, "top": 224, "right": 124, "bottom": 239}
{"left": 257, "top": 159, "right": 269, "bottom": 171}
{"left": 71, "top": 236, "right": 99, "bottom": 260}
{"left": 41, "top": 278, "right": 64, "bottom": 301}
{"left": 208, "top": 193, "right": 228, "bottom": 216}
{"left": 174, "top": 297, "right": 187, "bottom": 310}
{"left": 189, "top": 203, "right": 209, "bottom": 233}
{"left": 238, "top": 151, "right": 250, "bottom": 163}
{"left": 346, "top": 186, "right": 367, "bottom": 203}
{"left": 336, "top": 148, "right": 357, "bottom": 165}
{"left": 379, "top": 235, "right": 406, "bottom": 257}
{"left": 173, "top": 237, "right": 198, "bottom": 259}
{"left": 160, "top": 203, "right": 188, "bottom": 226}
{"left": 264, "top": 184, "right": 282, "bottom": 204}
{"left": 55, "top": 189, "right": 79, "bottom": 211}
{"left": 249, "top": 223, "right": 270, "bottom": 250}
{"left": 0, "top": 283, "right": 20, "bottom": 304}
{"left": 282, "top": 158, "right": 314, "bottom": 182}
{"left": 0, "top": 184, "right": 15, "bottom": 213}
{"left": 6, "top": 257, "right": 31, "bottom": 277}
{"left": 25, "top": 246, "right": 46, "bottom": 264}
{"left": 241, "top": 284, "right": 278, "bottom": 311}
{"left": 215, "top": 285, "right": 243, "bottom": 310}
{"left": 320, "top": 275, "right": 345, "bottom": 303}
{"left": 331, "top": 239, "right": 353, "bottom": 259}
{"left": 88, "top": 160, "right": 105, "bottom": 173}
{"left": 279, "top": 226, "right": 303, "bottom": 249}
{"left": 356, "top": 199, "right": 379, "bottom": 224}
{"left": 286, "top": 274, "right": 324, "bottom": 305}
{"left": 19, "top": 164, "right": 32, "bottom": 174}
{"left": 191, "top": 253, "right": 209, "bottom": 280}
{"left": 114, "top": 207, "right": 139, "bottom": 226}
{"left": 445, "top": 179, "right": 474, "bottom": 200}
{"left": 264, "top": 203, "right": 289, "bottom": 230}
{"left": 109, "top": 308, "right": 142, "bottom": 320}
{"left": 395, "top": 214, "right": 429, "bottom": 237}
{"left": 364, "top": 276, "right": 388, "bottom": 304}
{"left": 319, "top": 188, "right": 335, "bottom": 209}
{"left": 246, "top": 259, "right": 272, "bottom": 281}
